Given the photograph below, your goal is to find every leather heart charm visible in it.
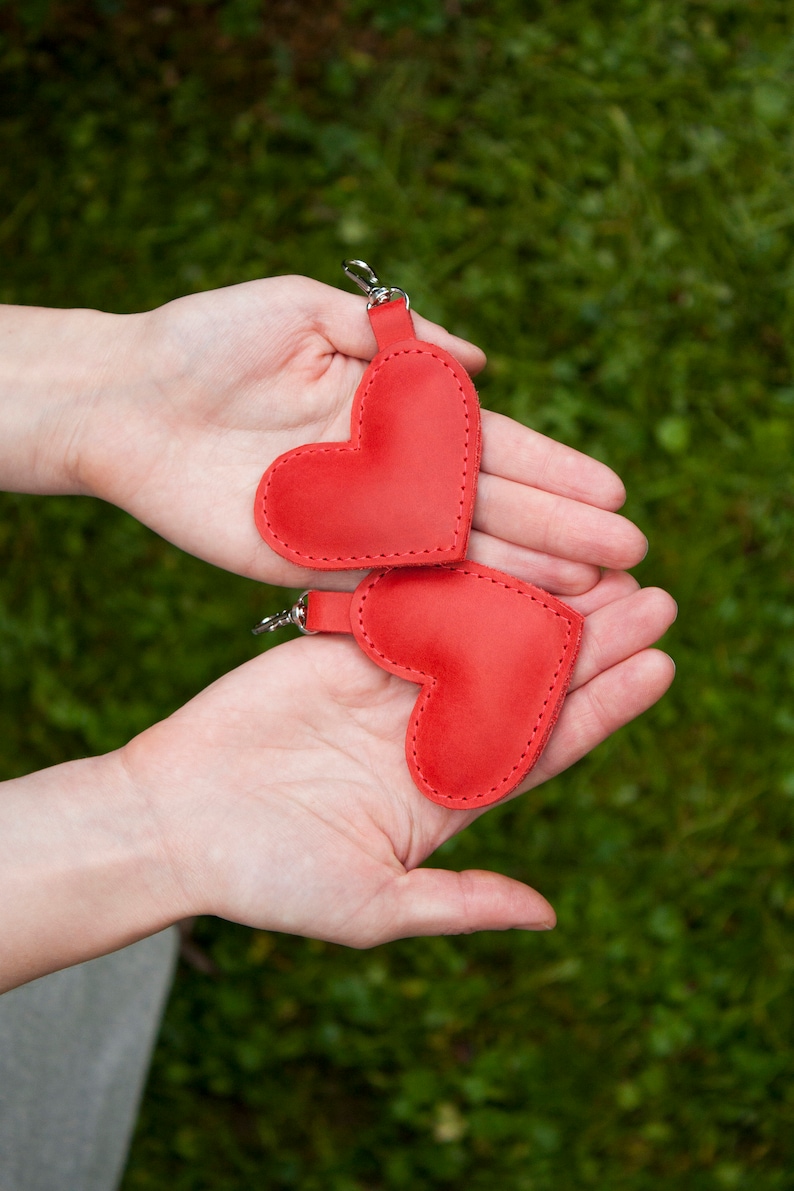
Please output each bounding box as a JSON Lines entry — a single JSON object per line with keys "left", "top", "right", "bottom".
{"left": 254, "top": 298, "right": 481, "bottom": 570}
{"left": 304, "top": 562, "right": 583, "bottom": 809}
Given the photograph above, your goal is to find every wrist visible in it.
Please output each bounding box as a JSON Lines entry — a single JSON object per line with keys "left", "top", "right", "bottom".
{"left": 0, "top": 748, "right": 191, "bottom": 991}
{"left": 0, "top": 303, "right": 147, "bottom": 497}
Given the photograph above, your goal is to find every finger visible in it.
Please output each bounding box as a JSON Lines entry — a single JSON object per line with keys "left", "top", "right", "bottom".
{"left": 480, "top": 409, "right": 628, "bottom": 511}
{"left": 473, "top": 472, "right": 648, "bottom": 570}
{"left": 563, "top": 570, "right": 641, "bottom": 617}
{"left": 466, "top": 529, "right": 602, "bottom": 596}
{"left": 525, "top": 649, "right": 676, "bottom": 792}
{"left": 371, "top": 868, "right": 556, "bottom": 944}
{"left": 314, "top": 281, "right": 487, "bottom": 375}
{"left": 570, "top": 587, "right": 678, "bottom": 692}
{"left": 412, "top": 312, "right": 487, "bottom": 376}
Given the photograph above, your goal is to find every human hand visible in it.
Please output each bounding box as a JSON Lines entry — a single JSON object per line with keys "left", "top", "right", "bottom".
{"left": 0, "top": 570, "right": 674, "bottom": 991}
{"left": 69, "top": 276, "right": 647, "bottom": 594}
{"left": 120, "top": 571, "right": 676, "bottom": 945}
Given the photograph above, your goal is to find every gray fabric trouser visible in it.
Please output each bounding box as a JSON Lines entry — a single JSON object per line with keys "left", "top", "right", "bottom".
{"left": 0, "top": 929, "right": 178, "bottom": 1191}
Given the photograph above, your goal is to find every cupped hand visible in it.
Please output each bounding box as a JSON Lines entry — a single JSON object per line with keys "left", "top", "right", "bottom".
{"left": 79, "top": 276, "right": 646, "bottom": 594}
{"left": 120, "top": 572, "right": 676, "bottom": 946}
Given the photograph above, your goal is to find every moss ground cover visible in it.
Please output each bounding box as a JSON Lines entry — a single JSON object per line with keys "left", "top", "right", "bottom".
{"left": 1, "top": 1, "right": 792, "bottom": 1186}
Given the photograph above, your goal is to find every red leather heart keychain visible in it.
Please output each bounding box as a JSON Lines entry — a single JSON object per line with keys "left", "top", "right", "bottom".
{"left": 254, "top": 562, "right": 583, "bottom": 810}
{"left": 254, "top": 261, "right": 482, "bottom": 570}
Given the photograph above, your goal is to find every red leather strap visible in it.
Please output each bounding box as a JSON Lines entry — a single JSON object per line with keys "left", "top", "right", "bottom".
{"left": 368, "top": 298, "right": 415, "bottom": 350}
{"left": 305, "top": 590, "right": 354, "bottom": 635}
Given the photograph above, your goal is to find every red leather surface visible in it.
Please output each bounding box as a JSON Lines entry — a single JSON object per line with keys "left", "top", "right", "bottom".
{"left": 307, "top": 563, "right": 583, "bottom": 810}
{"left": 305, "top": 590, "right": 354, "bottom": 634}
{"left": 255, "top": 299, "right": 481, "bottom": 571}
{"left": 369, "top": 298, "right": 415, "bottom": 350}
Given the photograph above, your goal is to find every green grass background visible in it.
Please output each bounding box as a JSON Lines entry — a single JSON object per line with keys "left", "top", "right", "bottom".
{"left": 1, "top": 1, "right": 793, "bottom": 1186}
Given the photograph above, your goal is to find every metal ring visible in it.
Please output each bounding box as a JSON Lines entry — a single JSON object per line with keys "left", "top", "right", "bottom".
{"left": 252, "top": 592, "right": 317, "bottom": 636}
{"left": 367, "top": 286, "right": 410, "bottom": 312}
{"left": 342, "top": 261, "right": 411, "bottom": 311}
{"left": 291, "top": 591, "right": 317, "bottom": 635}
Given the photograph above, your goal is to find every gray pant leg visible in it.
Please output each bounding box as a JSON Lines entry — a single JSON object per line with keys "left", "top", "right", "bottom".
{"left": 0, "top": 928, "right": 178, "bottom": 1191}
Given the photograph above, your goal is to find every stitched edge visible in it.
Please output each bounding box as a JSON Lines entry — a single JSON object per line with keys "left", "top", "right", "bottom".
{"left": 356, "top": 566, "right": 579, "bottom": 804}
{"left": 259, "top": 345, "right": 475, "bottom": 563}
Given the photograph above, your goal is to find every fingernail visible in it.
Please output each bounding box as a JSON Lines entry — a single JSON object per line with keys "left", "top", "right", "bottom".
{"left": 516, "top": 919, "right": 556, "bottom": 931}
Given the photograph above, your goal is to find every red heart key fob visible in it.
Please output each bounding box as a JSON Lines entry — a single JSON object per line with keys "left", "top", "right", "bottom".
{"left": 255, "top": 562, "right": 583, "bottom": 810}
{"left": 254, "top": 263, "right": 481, "bottom": 571}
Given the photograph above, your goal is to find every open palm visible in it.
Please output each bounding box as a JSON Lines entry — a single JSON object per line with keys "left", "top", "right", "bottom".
{"left": 80, "top": 276, "right": 647, "bottom": 594}
{"left": 122, "top": 572, "right": 676, "bottom": 945}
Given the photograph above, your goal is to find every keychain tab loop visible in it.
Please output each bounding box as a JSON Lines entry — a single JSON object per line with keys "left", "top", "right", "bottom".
{"left": 253, "top": 591, "right": 354, "bottom": 636}
{"left": 342, "top": 259, "right": 410, "bottom": 311}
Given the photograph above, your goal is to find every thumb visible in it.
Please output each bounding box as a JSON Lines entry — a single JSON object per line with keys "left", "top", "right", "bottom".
{"left": 312, "top": 282, "right": 488, "bottom": 376}
{"left": 371, "top": 868, "right": 556, "bottom": 944}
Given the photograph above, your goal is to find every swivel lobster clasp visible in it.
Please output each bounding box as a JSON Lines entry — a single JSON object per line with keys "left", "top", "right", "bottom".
{"left": 252, "top": 592, "right": 315, "bottom": 636}
{"left": 342, "top": 259, "right": 411, "bottom": 310}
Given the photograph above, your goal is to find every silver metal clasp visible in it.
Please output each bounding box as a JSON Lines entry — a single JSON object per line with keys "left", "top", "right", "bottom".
{"left": 252, "top": 591, "right": 317, "bottom": 636}
{"left": 342, "top": 259, "right": 410, "bottom": 311}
